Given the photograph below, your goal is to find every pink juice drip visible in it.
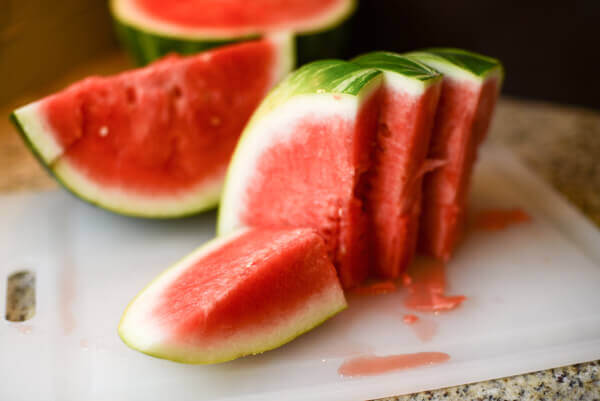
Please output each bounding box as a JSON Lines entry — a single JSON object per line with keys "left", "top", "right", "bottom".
{"left": 351, "top": 280, "right": 398, "bottom": 296}
{"left": 474, "top": 208, "right": 531, "bottom": 231}
{"left": 338, "top": 352, "right": 450, "bottom": 377}
{"left": 403, "top": 314, "right": 419, "bottom": 324}
{"left": 403, "top": 257, "right": 466, "bottom": 312}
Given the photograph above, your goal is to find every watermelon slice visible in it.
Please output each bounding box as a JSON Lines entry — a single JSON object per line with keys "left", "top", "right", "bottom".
{"left": 406, "top": 49, "right": 503, "bottom": 260}
{"left": 218, "top": 60, "right": 383, "bottom": 289}
{"left": 352, "top": 52, "right": 442, "bottom": 279}
{"left": 110, "top": 0, "right": 355, "bottom": 65}
{"left": 10, "top": 36, "right": 293, "bottom": 218}
{"left": 118, "top": 227, "right": 346, "bottom": 364}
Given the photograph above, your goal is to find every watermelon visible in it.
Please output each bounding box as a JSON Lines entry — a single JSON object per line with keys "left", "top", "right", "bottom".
{"left": 218, "top": 60, "right": 383, "bottom": 289}
{"left": 406, "top": 49, "right": 503, "bottom": 260}
{"left": 110, "top": 0, "right": 356, "bottom": 65}
{"left": 118, "top": 227, "right": 346, "bottom": 364}
{"left": 10, "top": 36, "right": 293, "bottom": 218}
{"left": 352, "top": 52, "right": 442, "bottom": 279}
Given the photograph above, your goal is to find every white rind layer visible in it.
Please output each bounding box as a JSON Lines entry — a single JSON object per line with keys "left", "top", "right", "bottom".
{"left": 217, "top": 94, "right": 359, "bottom": 236}
{"left": 111, "top": 0, "right": 355, "bottom": 40}
{"left": 53, "top": 158, "right": 225, "bottom": 217}
{"left": 118, "top": 229, "right": 347, "bottom": 364}
{"left": 383, "top": 70, "right": 428, "bottom": 97}
{"left": 13, "top": 101, "right": 64, "bottom": 164}
{"left": 266, "top": 32, "right": 296, "bottom": 87}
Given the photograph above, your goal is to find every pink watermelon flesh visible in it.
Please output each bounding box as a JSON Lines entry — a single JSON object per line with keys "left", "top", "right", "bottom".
{"left": 367, "top": 83, "right": 441, "bottom": 279}
{"left": 240, "top": 92, "right": 382, "bottom": 289}
{"left": 119, "top": 227, "right": 346, "bottom": 363}
{"left": 42, "top": 40, "right": 277, "bottom": 198}
{"left": 419, "top": 76, "right": 501, "bottom": 260}
{"left": 135, "top": 0, "right": 345, "bottom": 31}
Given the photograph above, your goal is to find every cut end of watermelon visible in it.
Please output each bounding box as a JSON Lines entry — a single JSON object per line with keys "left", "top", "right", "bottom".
{"left": 111, "top": 0, "right": 355, "bottom": 40}
{"left": 118, "top": 227, "right": 346, "bottom": 364}
{"left": 218, "top": 60, "right": 383, "bottom": 288}
{"left": 352, "top": 52, "right": 442, "bottom": 278}
{"left": 11, "top": 38, "right": 292, "bottom": 218}
{"left": 413, "top": 49, "right": 503, "bottom": 260}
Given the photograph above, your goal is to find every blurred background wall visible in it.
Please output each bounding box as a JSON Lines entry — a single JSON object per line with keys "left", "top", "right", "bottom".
{"left": 1, "top": 0, "right": 598, "bottom": 108}
{"left": 351, "top": 1, "right": 600, "bottom": 108}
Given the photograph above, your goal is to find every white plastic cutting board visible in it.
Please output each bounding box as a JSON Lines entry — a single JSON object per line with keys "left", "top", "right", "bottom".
{"left": 2, "top": 146, "right": 600, "bottom": 401}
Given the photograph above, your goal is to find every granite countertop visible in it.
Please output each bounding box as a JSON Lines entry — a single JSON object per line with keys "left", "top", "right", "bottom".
{"left": 1, "top": 53, "right": 599, "bottom": 400}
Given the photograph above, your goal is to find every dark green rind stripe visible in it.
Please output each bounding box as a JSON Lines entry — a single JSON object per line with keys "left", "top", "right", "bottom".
{"left": 276, "top": 59, "right": 382, "bottom": 98}
{"left": 252, "top": 59, "right": 382, "bottom": 121}
{"left": 352, "top": 51, "right": 442, "bottom": 82}
{"left": 114, "top": 22, "right": 242, "bottom": 65}
{"left": 406, "top": 48, "right": 503, "bottom": 79}
{"left": 9, "top": 113, "right": 218, "bottom": 219}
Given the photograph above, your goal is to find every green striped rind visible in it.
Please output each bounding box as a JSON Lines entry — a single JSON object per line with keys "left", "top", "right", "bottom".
{"left": 114, "top": 21, "right": 243, "bottom": 65}
{"left": 352, "top": 51, "right": 442, "bottom": 83}
{"left": 252, "top": 59, "right": 382, "bottom": 122}
{"left": 111, "top": 0, "right": 356, "bottom": 66}
{"left": 406, "top": 48, "right": 504, "bottom": 82}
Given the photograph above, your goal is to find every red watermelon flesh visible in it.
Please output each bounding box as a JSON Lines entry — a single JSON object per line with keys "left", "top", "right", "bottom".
{"left": 240, "top": 92, "right": 381, "bottom": 289}
{"left": 118, "top": 227, "right": 346, "bottom": 363}
{"left": 12, "top": 38, "right": 289, "bottom": 217}
{"left": 367, "top": 83, "right": 441, "bottom": 278}
{"left": 419, "top": 76, "right": 501, "bottom": 260}
{"left": 134, "top": 0, "right": 346, "bottom": 31}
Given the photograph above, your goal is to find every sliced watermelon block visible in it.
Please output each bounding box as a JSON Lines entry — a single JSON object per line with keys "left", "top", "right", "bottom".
{"left": 352, "top": 52, "right": 442, "bottom": 279}
{"left": 406, "top": 48, "right": 503, "bottom": 260}
{"left": 119, "top": 227, "right": 346, "bottom": 364}
{"left": 10, "top": 36, "right": 293, "bottom": 218}
{"left": 218, "top": 60, "right": 383, "bottom": 289}
{"left": 110, "top": 0, "right": 355, "bottom": 65}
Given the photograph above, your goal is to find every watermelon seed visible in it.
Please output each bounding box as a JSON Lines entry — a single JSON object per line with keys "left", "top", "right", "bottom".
{"left": 125, "top": 87, "right": 137, "bottom": 104}
{"left": 99, "top": 126, "right": 109, "bottom": 137}
{"left": 171, "top": 86, "right": 183, "bottom": 99}
{"left": 210, "top": 116, "right": 221, "bottom": 127}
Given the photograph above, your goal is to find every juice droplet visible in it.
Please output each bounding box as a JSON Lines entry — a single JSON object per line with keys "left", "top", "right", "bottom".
{"left": 351, "top": 280, "right": 397, "bottom": 296}
{"left": 474, "top": 208, "right": 531, "bottom": 231}
{"left": 403, "top": 314, "right": 419, "bottom": 324}
{"left": 338, "top": 352, "right": 450, "bottom": 377}
{"left": 403, "top": 257, "right": 466, "bottom": 312}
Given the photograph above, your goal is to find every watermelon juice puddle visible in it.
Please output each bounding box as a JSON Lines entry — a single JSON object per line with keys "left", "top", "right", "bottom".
{"left": 403, "top": 257, "right": 466, "bottom": 313}
{"left": 474, "top": 208, "right": 532, "bottom": 231}
{"left": 338, "top": 352, "right": 450, "bottom": 377}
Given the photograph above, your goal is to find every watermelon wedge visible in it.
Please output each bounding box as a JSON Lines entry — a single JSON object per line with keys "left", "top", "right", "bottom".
{"left": 119, "top": 227, "right": 346, "bottom": 364}
{"left": 352, "top": 52, "right": 442, "bottom": 279}
{"left": 218, "top": 60, "right": 383, "bottom": 289}
{"left": 110, "top": 0, "right": 355, "bottom": 65}
{"left": 10, "top": 36, "right": 293, "bottom": 218}
{"left": 406, "top": 49, "right": 503, "bottom": 260}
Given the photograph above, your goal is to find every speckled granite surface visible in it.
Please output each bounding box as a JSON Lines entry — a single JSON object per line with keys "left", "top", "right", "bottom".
{"left": 1, "top": 55, "right": 599, "bottom": 400}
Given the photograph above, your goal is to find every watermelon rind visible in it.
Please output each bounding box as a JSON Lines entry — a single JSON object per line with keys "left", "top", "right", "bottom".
{"left": 217, "top": 60, "right": 383, "bottom": 236}
{"left": 9, "top": 35, "right": 294, "bottom": 219}
{"left": 406, "top": 48, "right": 504, "bottom": 84}
{"left": 118, "top": 229, "right": 348, "bottom": 364}
{"left": 110, "top": 0, "right": 356, "bottom": 65}
{"left": 352, "top": 51, "right": 443, "bottom": 94}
